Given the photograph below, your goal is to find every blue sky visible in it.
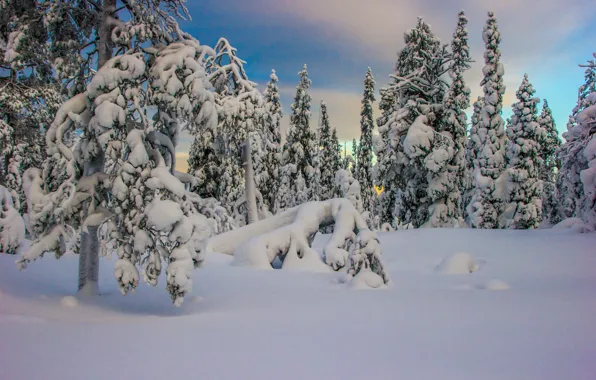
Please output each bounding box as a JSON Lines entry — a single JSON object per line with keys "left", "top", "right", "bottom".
{"left": 174, "top": 0, "right": 596, "bottom": 171}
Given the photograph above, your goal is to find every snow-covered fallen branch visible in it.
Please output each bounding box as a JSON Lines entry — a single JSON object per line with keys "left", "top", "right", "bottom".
{"left": 205, "top": 199, "right": 390, "bottom": 287}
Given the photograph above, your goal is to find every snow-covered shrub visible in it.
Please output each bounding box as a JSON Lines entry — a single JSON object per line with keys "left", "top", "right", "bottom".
{"left": 0, "top": 186, "right": 25, "bottom": 254}
{"left": 346, "top": 229, "right": 390, "bottom": 287}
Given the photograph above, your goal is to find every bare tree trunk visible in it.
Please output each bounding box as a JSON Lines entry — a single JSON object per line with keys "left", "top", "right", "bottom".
{"left": 77, "top": 0, "right": 114, "bottom": 296}
{"left": 98, "top": 0, "right": 116, "bottom": 69}
{"left": 243, "top": 139, "right": 258, "bottom": 225}
{"left": 78, "top": 152, "right": 104, "bottom": 295}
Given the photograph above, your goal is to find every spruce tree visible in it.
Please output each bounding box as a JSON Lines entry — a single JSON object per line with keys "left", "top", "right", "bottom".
{"left": 538, "top": 100, "right": 562, "bottom": 225}
{"left": 375, "top": 87, "right": 398, "bottom": 225}
{"left": 356, "top": 67, "right": 377, "bottom": 217}
{"left": 274, "top": 64, "right": 316, "bottom": 211}
{"left": 261, "top": 69, "right": 283, "bottom": 212}
{"left": 578, "top": 57, "right": 596, "bottom": 228}
{"left": 351, "top": 138, "right": 358, "bottom": 174}
{"left": 330, "top": 127, "right": 343, "bottom": 190}
{"left": 504, "top": 74, "right": 545, "bottom": 229}
{"left": 557, "top": 59, "right": 595, "bottom": 219}
{"left": 468, "top": 12, "right": 507, "bottom": 229}
{"left": 429, "top": 10, "right": 471, "bottom": 227}
{"left": 464, "top": 96, "right": 485, "bottom": 215}
{"left": 377, "top": 18, "right": 448, "bottom": 228}
{"left": 318, "top": 101, "right": 337, "bottom": 201}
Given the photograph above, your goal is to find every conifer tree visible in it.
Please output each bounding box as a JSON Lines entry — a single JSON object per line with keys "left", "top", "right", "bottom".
{"left": 557, "top": 58, "right": 595, "bottom": 220}
{"left": 274, "top": 64, "right": 316, "bottom": 211}
{"left": 577, "top": 56, "right": 596, "bottom": 229}
{"left": 261, "top": 69, "right": 283, "bottom": 211}
{"left": 468, "top": 12, "right": 507, "bottom": 229}
{"left": 317, "top": 101, "right": 337, "bottom": 201}
{"left": 464, "top": 96, "right": 485, "bottom": 216}
{"left": 377, "top": 18, "right": 448, "bottom": 228}
{"left": 428, "top": 10, "right": 471, "bottom": 227}
{"left": 538, "top": 100, "right": 562, "bottom": 225}
{"left": 351, "top": 138, "right": 359, "bottom": 173}
{"left": 375, "top": 87, "right": 397, "bottom": 226}
{"left": 504, "top": 74, "right": 545, "bottom": 229}
{"left": 356, "top": 67, "right": 377, "bottom": 217}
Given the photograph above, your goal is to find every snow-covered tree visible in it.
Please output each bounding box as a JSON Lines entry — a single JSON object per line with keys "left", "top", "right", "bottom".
{"left": 374, "top": 87, "right": 397, "bottom": 226}
{"left": 274, "top": 64, "right": 317, "bottom": 211}
{"left": 463, "top": 96, "right": 484, "bottom": 217}
{"left": 577, "top": 56, "right": 596, "bottom": 228}
{"left": 467, "top": 12, "right": 507, "bottom": 229}
{"left": 428, "top": 10, "right": 471, "bottom": 227}
{"left": 260, "top": 70, "right": 283, "bottom": 212}
{"left": 356, "top": 67, "right": 377, "bottom": 218}
{"left": 318, "top": 101, "right": 339, "bottom": 201}
{"left": 376, "top": 17, "right": 449, "bottom": 228}
{"left": 209, "top": 39, "right": 265, "bottom": 218}
{"left": 17, "top": 27, "right": 226, "bottom": 305}
{"left": 503, "top": 74, "right": 545, "bottom": 229}
{"left": 557, "top": 57, "right": 595, "bottom": 221}
{"left": 538, "top": 100, "right": 562, "bottom": 225}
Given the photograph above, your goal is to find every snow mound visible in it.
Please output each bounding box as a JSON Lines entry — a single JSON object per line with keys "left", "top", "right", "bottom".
{"left": 553, "top": 218, "right": 591, "bottom": 233}
{"left": 60, "top": 296, "right": 79, "bottom": 308}
{"left": 350, "top": 271, "right": 387, "bottom": 289}
{"left": 436, "top": 252, "right": 479, "bottom": 274}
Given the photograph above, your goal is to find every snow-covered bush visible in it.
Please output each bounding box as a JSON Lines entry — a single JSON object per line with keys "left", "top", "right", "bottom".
{"left": 0, "top": 186, "right": 25, "bottom": 254}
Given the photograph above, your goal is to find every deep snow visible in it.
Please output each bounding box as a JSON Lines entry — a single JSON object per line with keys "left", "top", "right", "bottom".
{"left": 1, "top": 229, "right": 595, "bottom": 380}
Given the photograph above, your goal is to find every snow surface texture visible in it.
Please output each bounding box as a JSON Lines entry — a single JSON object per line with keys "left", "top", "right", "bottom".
{"left": 0, "top": 229, "right": 595, "bottom": 379}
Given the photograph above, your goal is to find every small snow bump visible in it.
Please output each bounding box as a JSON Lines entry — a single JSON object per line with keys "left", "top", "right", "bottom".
{"left": 350, "top": 271, "right": 386, "bottom": 290}
{"left": 60, "top": 296, "right": 79, "bottom": 308}
{"left": 436, "top": 252, "right": 479, "bottom": 275}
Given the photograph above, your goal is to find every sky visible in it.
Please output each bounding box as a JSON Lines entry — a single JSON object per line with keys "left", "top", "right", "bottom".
{"left": 174, "top": 0, "right": 596, "bottom": 172}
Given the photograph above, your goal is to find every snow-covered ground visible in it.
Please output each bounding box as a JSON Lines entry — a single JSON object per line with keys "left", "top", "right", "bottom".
{"left": 1, "top": 229, "right": 595, "bottom": 380}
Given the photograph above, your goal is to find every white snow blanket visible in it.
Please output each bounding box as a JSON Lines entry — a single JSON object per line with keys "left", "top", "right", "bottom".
{"left": 0, "top": 228, "right": 594, "bottom": 379}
